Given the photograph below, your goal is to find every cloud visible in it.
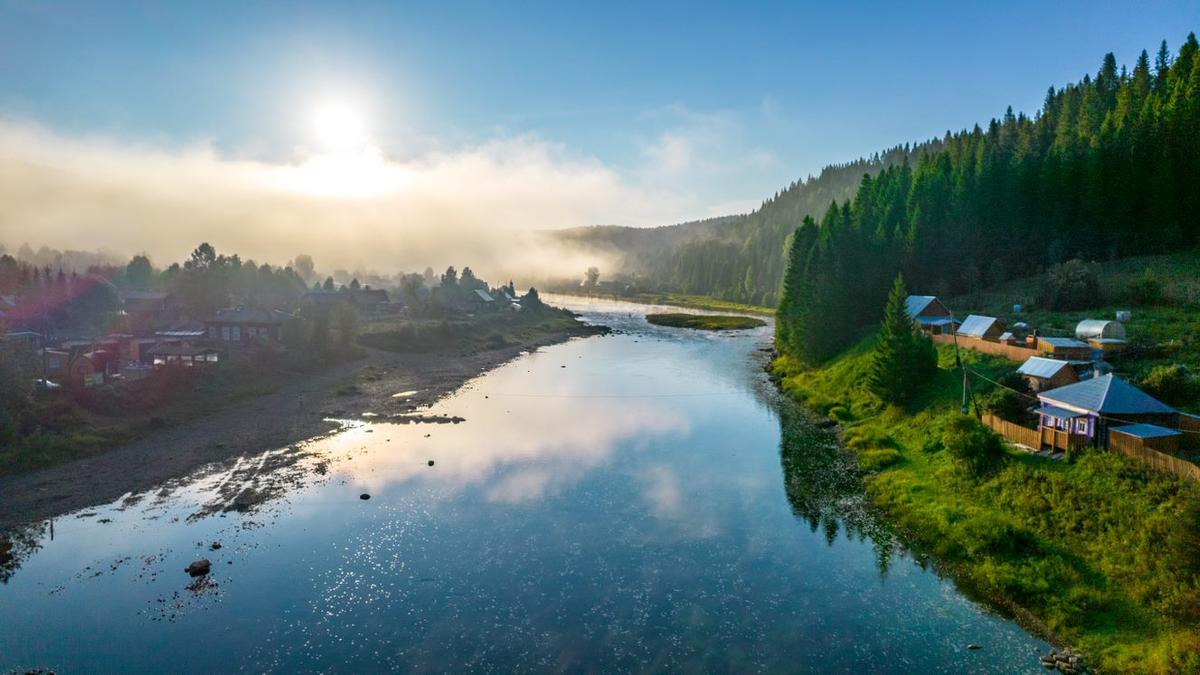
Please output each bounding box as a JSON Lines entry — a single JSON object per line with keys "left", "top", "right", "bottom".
{"left": 0, "top": 119, "right": 698, "bottom": 279}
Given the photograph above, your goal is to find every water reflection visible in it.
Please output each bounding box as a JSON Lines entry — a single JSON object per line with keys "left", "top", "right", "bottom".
{"left": 0, "top": 300, "right": 1050, "bottom": 673}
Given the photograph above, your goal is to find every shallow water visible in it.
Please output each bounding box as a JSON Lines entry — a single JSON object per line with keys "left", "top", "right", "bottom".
{"left": 0, "top": 297, "right": 1049, "bottom": 673}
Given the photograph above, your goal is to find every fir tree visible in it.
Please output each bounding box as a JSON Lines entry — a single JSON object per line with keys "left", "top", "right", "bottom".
{"left": 867, "top": 274, "right": 936, "bottom": 404}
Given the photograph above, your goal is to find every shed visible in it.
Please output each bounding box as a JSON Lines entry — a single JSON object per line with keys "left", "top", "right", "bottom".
{"left": 1017, "top": 356, "right": 1083, "bottom": 391}
{"left": 1075, "top": 320, "right": 1126, "bottom": 341}
{"left": 1037, "top": 337, "right": 1093, "bottom": 361}
{"left": 1110, "top": 424, "right": 1182, "bottom": 455}
{"left": 957, "top": 315, "right": 1005, "bottom": 340}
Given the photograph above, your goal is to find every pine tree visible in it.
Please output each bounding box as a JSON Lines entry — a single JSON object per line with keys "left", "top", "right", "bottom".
{"left": 867, "top": 274, "right": 936, "bottom": 404}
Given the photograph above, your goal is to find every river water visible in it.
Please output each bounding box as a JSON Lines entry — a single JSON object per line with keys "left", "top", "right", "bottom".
{"left": 0, "top": 297, "right": 1049, "bottom": 673}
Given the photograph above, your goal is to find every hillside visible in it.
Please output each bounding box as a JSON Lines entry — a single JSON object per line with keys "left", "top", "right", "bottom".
{"left": 546, "top": 143, "right": 940, "bottom": 306}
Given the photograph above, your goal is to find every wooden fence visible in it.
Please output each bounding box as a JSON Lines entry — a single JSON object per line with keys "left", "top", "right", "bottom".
{"left": 1109, "top": 432, "right": 1200, "bottom": 482}
{"left": 982, "top": 414, "right": 1041, "bottom": 448}
{"left": 1179, "top": 413, "right": 1200, "bottom": 453}
{"left": 932, "top": 334, "right": 1038, "bottom": 362}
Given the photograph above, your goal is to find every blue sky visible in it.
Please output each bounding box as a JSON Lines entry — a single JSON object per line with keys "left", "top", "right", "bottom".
{"left": 0, "top": 1, "right": 1196, "bottom": 270}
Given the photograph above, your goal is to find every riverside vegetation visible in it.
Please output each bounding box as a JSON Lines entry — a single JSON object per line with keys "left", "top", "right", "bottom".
{"left": 766, "top": 34, "right": 1200, "bottom": 674}
{"left": 644, "top": 313, "right": 765, "bottom": 331}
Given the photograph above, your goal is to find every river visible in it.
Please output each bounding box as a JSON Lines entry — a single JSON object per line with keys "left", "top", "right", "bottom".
{"left": 0, "top": 297, "right": 1049, "bottom": 673}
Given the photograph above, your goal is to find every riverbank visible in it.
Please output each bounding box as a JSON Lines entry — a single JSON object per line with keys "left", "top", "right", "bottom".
{"left": 645, "top": 312, "right": 765, "bottom": 330}
{"left": 0, "top": 313, "right": 604, "bottom": 530}
{"left": 549, "top": 290, "right": 773, "bottom": 316}
{"left": 772, "top": 340, "right": 1200, "bottom": 673}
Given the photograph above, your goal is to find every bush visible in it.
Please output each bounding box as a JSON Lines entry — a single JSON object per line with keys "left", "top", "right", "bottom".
{"left": 1127, "top": 267, "right": 1165, "bottom": 306}
{"left": 1039, "top": 259, "right": 1100, "bottom": 310}
{"left": 828, "top": 405, "right": 852, "bottom": 423}
{"left": 860, "top": 447, "right": 902, "bottom": 471}
{"left": 942, "top": 414, "right": 1006, "bottom": 478}
{"left": 1139, "top": 364, "right": 1196, "bottom": 407}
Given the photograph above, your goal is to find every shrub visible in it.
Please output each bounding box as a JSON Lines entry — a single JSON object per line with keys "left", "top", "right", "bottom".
{"left": 1139, "top": 364, "right": 1196, "bottom": 407}
{"left": 942, "top": 414, "right": 1006, "bottom": 478}
{"left": 828, "top": 405, "right": 852, "bottom": 423}
{"left": 860, "top": 447, "right": 901, "bottom": 471}
{"left": 1039, "top": 259, "right": 1100, "bottom": 310}
{"left": 1127, "top": 267, "right": 1165, "bottom": 306}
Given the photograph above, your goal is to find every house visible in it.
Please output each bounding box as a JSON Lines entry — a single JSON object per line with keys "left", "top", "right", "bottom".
{"left": 1036, "top": 374, "right": 1177, "bottom": 449}
{"left": 469, "top": 288, "right": 497, "bottom": 311}
{"left": 206, "top": 306, "right": 283, "bottom": 343}
{"left": 155, "top": 319, "right": 208, "bottom": 341}
{"left": 1017, "top": 356, "right": 1086, "bottom": 392}
{"left": 42, "top": 349, "right": 101, "bottom": 387}
{"left": 905, "top": 295, "right": 957, "bottom": 335}
{"left": 957, "top": 315, "right": 1005, "bottom": 340}
{"left": 1037, "top": 337, "right": 1093, "bottom": 361}
{"left": 147, "top": 343, "right": 222, "bottom": 369}
{"left": 0, "top": 330, "right": 43, "bottom": 352}
{"left": 1075, "top": 319, "right": 1128, "bottom": 355}
{"left": 121, "top": 290, "right": 177, "bottom": 335}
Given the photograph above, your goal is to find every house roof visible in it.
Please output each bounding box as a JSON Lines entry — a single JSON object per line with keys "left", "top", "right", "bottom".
{"left": 1018, "top": 357, "right": 1073, "bottom": 379}
{"left": 958, "top": 315, "right": 1000, "bottom": 337}
{"left": 1039, "top": 374, "right": 1175, "bottom": 415}
{"left": 916, "top": 316, "right": 956, "bottom": 326}
{"left": 148, "top": 343, "right": 221, "bottom": 357}
{"left": 1036, "top": 405, "right": 1086, "bottom": 419}
{"left": 1110, "top": 423, "right": 1182, "bottom": 439}
{"left": 905, "top": 295, "right": 939, "bottom": 317}
{"left": 210, "top": 306, "right": 282, "bottom": 324}
{"left": 155, "top": 319, "right": 207, "bottom": 337}
{"left": 473, "top": 289, "right": 496, "bottom": 302}
{"left": 1039, "top": 337, "right": 1090, "bottom": 349}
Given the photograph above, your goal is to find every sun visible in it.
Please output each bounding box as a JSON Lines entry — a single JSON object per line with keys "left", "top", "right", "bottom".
{"left": 311, "top": 101, "right": 367, "bottom": 149}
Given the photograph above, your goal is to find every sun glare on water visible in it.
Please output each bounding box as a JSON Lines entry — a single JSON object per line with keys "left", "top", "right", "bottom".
{"left": 277, "top": 100, "right": 403, "bottom": 199}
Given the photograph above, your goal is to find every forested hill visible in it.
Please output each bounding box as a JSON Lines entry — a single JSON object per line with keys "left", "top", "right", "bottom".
{"left": 547, "top": 143, "right": 940, "bottom": 306}
{"left": 778, "top": 33, "right": 1200, "bottom": 364}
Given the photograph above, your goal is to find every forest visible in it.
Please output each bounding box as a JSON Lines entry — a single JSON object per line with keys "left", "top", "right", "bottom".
{"left": 777, "top": 33, "right": 1200, "bottom": 364}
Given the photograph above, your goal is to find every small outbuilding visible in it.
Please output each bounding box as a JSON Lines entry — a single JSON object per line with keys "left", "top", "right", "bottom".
{"left": 905, "top": 295, "right": 957, "bottom": 335}
{"left": 957, "top": 315, "right": 1005, "bottom": 340}
{"left": 1037, "top": 337, "right": 1093, "bottom": 361}
{"left": 1109, "top": 424, "right": 1183, "bottom": 455}
{"left": 1075, "top": 319, "right": 1126, "bottom": 342}
{"left": 1017, "top": 356, "right": 1084, "bottom": 392}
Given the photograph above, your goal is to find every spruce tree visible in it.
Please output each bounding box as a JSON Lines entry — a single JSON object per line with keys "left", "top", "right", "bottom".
{"left": 868, "top": 274, "right": 935, "bottom": 404}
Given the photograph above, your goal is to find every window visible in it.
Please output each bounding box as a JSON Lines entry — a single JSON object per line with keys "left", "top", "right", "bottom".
{"left": 48, "top": 357, "right": 60, "bottom": 369}
{"left": 221, "top": 326, "right": 231, "bottom": 341}
{"left": 232, "top": 326, "right": 241, "bottom": 341}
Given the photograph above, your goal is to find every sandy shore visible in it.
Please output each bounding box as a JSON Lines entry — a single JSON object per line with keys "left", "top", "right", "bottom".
{"left": 0, "top": 324, "right": 603, "bottom": 530}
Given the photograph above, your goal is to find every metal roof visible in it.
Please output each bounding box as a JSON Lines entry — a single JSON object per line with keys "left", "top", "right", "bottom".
{"left": 905, "top": 295, "right": 938, "bottom": 318}
{"left": 1038, "top": 374, "right": 1175, "bottom": 415}
{"left": 473, "top": 289, "right": 496, "bottom": 302}
{"left": 1110, "top": 424, "right": 1182, "bottom": 439}
{"left": 1018, "top": 357, "right": 1072, "bottom": 379}
{"left": 210, "top": 306, "right": 282, "bottom": 324}
{"left": 1075, "top": 319, "right": 1126, "bottom": 341}
{"left": 1036, "top": 405, "right": 1085, "bottom": 419}
{"left": 957, "top": 314, "right": 999, "bottom": 337}
{"left": 1039, "top": 337, "right": 1090, "bottom": 348}
{"left": 916, "top": 316, "right": 955, "bottom": 326}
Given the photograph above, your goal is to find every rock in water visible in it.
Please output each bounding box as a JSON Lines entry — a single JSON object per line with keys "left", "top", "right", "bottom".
{"left": 966, "top": 643, "right": 981, "bottom": 650}
{"left": 185, "top": 559, "right": 211, "bottom": 577}
{"left": 210, "top": 542, "right": 222, "bottom": 550}
{"left": 359, "top": 493, "right": 371, "bottom": 500}
{"left": 427, "top": 460, "right": 435, "bottom": 467}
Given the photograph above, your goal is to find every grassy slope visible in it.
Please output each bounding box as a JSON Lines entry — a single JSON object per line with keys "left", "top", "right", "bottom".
{"left": 645, "top": 313, "right": 766, "bottom": 330}
{"left": 774, "top": 343, "right": 1199, "bottom": 672}
{"left": 773, "top": 251, "right": 1200, "bottom": 672}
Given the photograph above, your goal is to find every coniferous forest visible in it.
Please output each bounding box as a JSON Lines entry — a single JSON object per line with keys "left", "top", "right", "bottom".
{"left": 777, "top": 34, "right": 1200, "bottom": 364}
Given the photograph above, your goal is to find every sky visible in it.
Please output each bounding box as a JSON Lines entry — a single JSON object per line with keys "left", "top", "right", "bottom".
{"left": 0, "top": 0, "right": 1197, "bottom": 274}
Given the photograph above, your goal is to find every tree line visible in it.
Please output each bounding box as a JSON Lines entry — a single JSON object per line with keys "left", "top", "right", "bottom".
{"left": 778, "top": 33, "right": 1200, "bottom": 364}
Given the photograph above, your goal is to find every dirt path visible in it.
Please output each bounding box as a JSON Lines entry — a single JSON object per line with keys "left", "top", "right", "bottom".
{"left": 0, "top": 327, "right": 599, "bottom": 530}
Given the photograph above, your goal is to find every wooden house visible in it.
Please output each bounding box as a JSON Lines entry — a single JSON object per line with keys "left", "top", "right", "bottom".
{"left": 957, "top": 315, "right": 1005, "bottom": 341}
{"left": 206, "top": 306, "right": 283, "bottom": 343}
{"left": 121, "top": 290, "right": 177, "bottom": 335}
{"left": 1036, "top": 374, "right": 1177, "bottom": 449}
{"left": 1016, "top": 356, "right": 1085, "bottom": 392}
{"left": 148, "top": 343, "right": 222, "bottom": 369}
{"left": 905, "top": 295, "right": 957, "bottom": 335}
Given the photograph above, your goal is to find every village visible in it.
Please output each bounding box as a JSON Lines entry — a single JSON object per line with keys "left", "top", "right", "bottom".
{"left": 907, "top": 294, "right": 1200, "bottom": 480}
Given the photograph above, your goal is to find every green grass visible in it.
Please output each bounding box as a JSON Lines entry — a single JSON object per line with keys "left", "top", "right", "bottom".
{"left": 774, "top": 340, "right": 1200, "bottom": 673}
{"left": 645, "top": 313, "right": 766, "bottom": 330}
